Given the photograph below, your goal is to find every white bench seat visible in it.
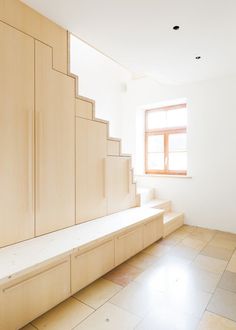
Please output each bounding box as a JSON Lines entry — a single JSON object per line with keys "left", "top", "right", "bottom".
{"left": 0, "top": 207, "right": 164, "bottom": 330}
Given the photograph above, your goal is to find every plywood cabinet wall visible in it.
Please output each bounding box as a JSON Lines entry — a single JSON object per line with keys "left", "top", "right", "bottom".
{"left": 0, "top": 0, "right": 137, "bottom": 248}
{"left": 0, "top": 22, "right": 35, "bottom": 247}
{"left": 0, "top": 256, "right": 71, "bottom": 330}
{"left": 0, "top": 22, "right": 76, "bottom": 247}
{"left": 76, "top": 120, "right": 136, "bottom": 222}
{"left": 76, "top": 118, "right": 107, "bottom": 223}
{"left": 106, "top": 156, "right": 134, "bottom": 214}
{"left": 35, "top": 41, "right": 75, "bottom": 235}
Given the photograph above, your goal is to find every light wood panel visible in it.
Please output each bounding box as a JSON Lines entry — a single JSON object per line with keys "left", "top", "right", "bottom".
{"left": 71, "top": 239, "right": 115, "bottom": 293}
{"left": 0, "top": 0, "right": 68, "bottom": 73}
{"left": 0, "top": 22, "right": 34, "bottom": 247}
{"left": 115, "top": 226, "right": 143, "bottom": 265}
{"left": 0, "top": 207, "right": 163, "bottom": 286}
{"left": 76, "top": 118, "right": 107, "bottom": 223}
{"left": 107, "top": 139, "right": 120, "bottom": 156}
{"left": 164, "top": 213, "right": 184, "bottom": 237}
{"left": 143, "top": 217, "right": 163, "bottom": 248}
{"left": 35, "top": 41, "right": 75, "bottom": 235}
{"left": 75, "top": 98, "right": 93, "bottom": 119}
{"left": 0, "top": 256, "right": 70, "bottom": 330}
{"left": 106, "top": 156, "right": 133, "bottom": 214}
{"left": 0, "top": 208, "right": 164, "bottom": 328}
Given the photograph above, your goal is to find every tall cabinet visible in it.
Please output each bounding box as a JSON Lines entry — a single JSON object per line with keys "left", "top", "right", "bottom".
{"left": 76, "top": 118, "right": 107, "bottom": 223}
{"left": 35, "top": 41, "right": 75, "bottom": 235}
{"left": 106, "top": 156, "right": 133, "bottom": 214}
{"left": 0, "top": 22, "right": 34, "bottom": 247}
{"left": 0, "top": 20, "right": 137, "bottom": 248}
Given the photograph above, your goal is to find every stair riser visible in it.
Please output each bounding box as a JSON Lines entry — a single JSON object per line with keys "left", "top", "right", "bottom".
{"left": 164, "top": 214, "right": 184, "bottom": 237}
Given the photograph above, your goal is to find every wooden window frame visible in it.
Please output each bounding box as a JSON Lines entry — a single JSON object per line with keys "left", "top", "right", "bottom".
{"left": 145, "top": 104, "right": 187, "bottom": 175}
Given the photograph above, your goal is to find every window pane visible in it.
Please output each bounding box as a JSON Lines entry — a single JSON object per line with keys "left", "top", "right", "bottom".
{"left": 147, "top": 111, "right": 166, "bottom": 129}
{"left": 147, "top": 153, "right": 164, "bottom": 170}
{"left": 147, "top": 135, "right": 164, "bottom": 152}
{"left": 167, "top": 108, "right": 187, "bottom": 127}
{"left": 169, "top": 152, "right": 187, "bottom": 171}
{"left": 169, "top": 133, "right": 187, "bottom": 152}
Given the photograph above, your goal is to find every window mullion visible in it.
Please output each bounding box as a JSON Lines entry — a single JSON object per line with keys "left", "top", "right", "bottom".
{"left": 164, "top": 133, "right": 169, "bottom": 171}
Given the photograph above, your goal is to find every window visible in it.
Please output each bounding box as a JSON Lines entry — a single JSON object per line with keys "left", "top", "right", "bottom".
{"left": 145, "top": 104, "right": 187, "bottom": 175}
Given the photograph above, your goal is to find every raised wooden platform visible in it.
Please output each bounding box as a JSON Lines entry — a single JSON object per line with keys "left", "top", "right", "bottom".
{"left": 0, "top": 207, "right": 164, "bottom": 330}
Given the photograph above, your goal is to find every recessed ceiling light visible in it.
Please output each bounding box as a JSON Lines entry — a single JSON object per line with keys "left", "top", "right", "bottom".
{"left": 195, "top": 56, "right": 201, "bottom": 60}
{"left": 173, "top": 26, "right": 180, "bottom": 30}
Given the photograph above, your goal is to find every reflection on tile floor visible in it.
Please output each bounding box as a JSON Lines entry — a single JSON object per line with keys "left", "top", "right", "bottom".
{"left": 103, "top": 263, "right": 142, "bottom": 287}
{"left": 22, "top": 225, "right": 236, "bottom": 330}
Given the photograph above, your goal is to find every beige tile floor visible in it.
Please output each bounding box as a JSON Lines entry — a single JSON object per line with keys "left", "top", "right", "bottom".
{"left": 21, "top": 225, "right": 236, "bottom": 330}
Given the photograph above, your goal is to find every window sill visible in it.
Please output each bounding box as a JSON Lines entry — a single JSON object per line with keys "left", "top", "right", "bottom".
{"left": 135, "top": 173, "right": 192, "bottom": 179}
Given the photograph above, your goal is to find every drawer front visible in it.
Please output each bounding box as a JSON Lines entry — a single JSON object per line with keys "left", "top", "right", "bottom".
{"left": 143, "top": 217, "right": 163, "bottom": 248}
{"left": 71, "top": 239, "right": 115, "bottom": 293}
{"left": 115, "top": 226, "right": 143, "bottom": 265}
{"left": 0, "top": 256, "right": 70, "bottom": 330}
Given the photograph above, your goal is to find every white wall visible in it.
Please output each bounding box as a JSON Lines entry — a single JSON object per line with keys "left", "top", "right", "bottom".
{"left": 70, "top": 35, "right": 131, "bottom": 138}
{"left": 121, "top": 75, "right": 236, "bottom": 233}
{"left": 70, "top": 35, "right": 236, "bottom": 233}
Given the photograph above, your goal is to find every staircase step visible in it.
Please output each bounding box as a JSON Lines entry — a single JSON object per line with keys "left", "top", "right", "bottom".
{"left": 137, "top": 187, "right": 155, "bottom": 204}
{"left": 164, "top": 212, "right": 184, "bottom": 237}
{"left": 107, "top": 138, "right": 121, "bottom": 156}
{"left": 144, "top": 199, "right": 171, "bottom": 213}
{"left": 75, "top": 98, "right": 93, "bottom": 120}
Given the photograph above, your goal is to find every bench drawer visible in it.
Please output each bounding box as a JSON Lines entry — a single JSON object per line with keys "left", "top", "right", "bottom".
{"left": 143, "top": 216, "right": 163, "bottom": 248}
{"left": 71, "top": 239, "right": 115, "bottom": 293}
{"left": 0, "top": 256, "right": 70, "bottom": 330}
{"left": 115, "top": 226, "right": 143, "bottom": 265}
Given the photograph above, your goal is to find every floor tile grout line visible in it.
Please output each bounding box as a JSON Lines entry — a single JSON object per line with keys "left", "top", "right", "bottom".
{"left": 206, "top": 309, "right": 236, "bottom": 324}
{"left": 72, "top": 299, "right": 143, "bottom": 330}
{"left": 114, "top": 231, "right": 234, "bottom": 326}
{"left": 72, "top": 295, "right": 96, "bottom": 310}
{"left": 73, "top": 283, "right": 125, "bottom": 311}
{"left": 189, "top": 231, "right": 219, "bottom": 265}
{"left": 109, "top": 299, "right": 145, "bottom": 321}
{"left": 70, "top": 307, "right": 97, "bottom": 330}
{"left": 201, "top": 237, "right": 236, "bottom": 317}
{"left": 25, "top": 226, "right": 236, "bottom": 329}
{"left": 171, "top": 228, "right": 225, "bottom": 328}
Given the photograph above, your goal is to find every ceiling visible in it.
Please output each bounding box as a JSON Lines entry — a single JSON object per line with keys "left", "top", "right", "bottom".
{"left": 21, "top": 0, "right": 236, "bottom": 84}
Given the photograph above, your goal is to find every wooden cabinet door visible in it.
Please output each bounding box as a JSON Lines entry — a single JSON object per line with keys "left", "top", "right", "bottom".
{"left": 0, "top": 256, "right": 70, "bottom": 330}
{"left": 0, "top": 22, "right": 34, "bottom": 247}
{"left": 35, "top": 41, "right": 75, "bottom": 235}
{"left": 106, "top": 156, "right": 133, "bottom": 214}
{"left": 143, "top": 216, "right": 163, "bottom": 248}
{"left": 115, "top": 226, "right": 143, "bottom": 265}
{"left": 76, "top": 118, "right": 107, "bottom": 223}
{"left": 71, "top": 239, "right": 115, "bottom": 293}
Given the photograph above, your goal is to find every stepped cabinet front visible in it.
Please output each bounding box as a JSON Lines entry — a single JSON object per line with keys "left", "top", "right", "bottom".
{"left": 35, "top": 41, "right": 75, "bottom": 236}
{"left": 0, "top": 0, "right": 138, "bottom": 249}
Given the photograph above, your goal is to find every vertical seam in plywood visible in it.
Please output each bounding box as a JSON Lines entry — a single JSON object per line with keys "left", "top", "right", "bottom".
{"left": 74, "top": 104, "right": 77, "bottom": 225}
{"left": 33, "top": 39, "right": 36, "bottom": 238}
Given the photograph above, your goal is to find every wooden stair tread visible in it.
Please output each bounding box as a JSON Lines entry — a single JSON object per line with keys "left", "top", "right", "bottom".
{"left": 143, "top": 199, "right": 171, "bottom": 208}
{"left": 164, "top": 212, "right": 184, "bottom": 237}
{"left": 164, "top": 212, "right": 184, "bottom": 223}
{"left": 0, "top": 207, "right": 163, "bottom": 284}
